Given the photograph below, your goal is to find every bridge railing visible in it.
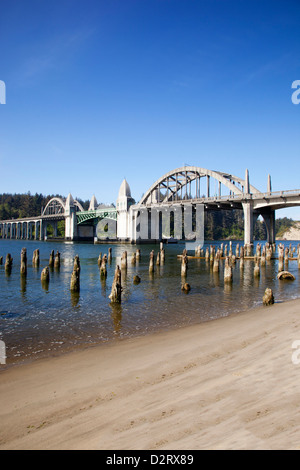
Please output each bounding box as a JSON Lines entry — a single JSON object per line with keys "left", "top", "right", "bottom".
{"left": 140, "top": 189, "right": 300, "bottom": 207}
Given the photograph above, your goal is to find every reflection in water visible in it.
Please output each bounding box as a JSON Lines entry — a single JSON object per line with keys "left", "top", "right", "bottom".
{"left": 41, "top": 280, "right": 49, "bottom": 292}
{"left": 20, "top": 276, "right": 27, "bottom": 297}
{"left": 70, "top": 290, "right": 80, "bottom": 307}
{"left": 100, "top": 276, "right": 107, "bottom": 297}
{"left": 110, "top": 302, "right": 122, "bottom": 335}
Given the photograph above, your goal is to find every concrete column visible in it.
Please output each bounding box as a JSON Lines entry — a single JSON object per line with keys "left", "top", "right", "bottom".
{"left": 162, "top": 207, "right": 171, "bottom": 239}
{"left": 242, "top": 201, "right": 254, "bottom": 246}
{"left": 150, "top": 207, "right": 160, "bottom": 240}
{"left": 261, "top": 209, "right": 276, "bottom": 244}
{"left": 140, "top": 209, "right": 149, "bottom": 240}
{"left": 183, "top": 204, "right": 193, "bottom": 240}
{"left": 40, "top": 220, "right": 43, "bottom": 240}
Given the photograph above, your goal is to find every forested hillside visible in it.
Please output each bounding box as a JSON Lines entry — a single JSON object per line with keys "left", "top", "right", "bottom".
{"left": 0, "top": 193, "right": 90, "bottom": 220}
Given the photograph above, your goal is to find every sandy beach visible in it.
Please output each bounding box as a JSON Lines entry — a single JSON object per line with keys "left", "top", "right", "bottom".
{"left": 1, "top": 297, "right": 300, "bottom": 450}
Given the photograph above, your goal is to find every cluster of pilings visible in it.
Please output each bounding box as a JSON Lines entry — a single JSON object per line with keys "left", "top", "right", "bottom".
{"left": 149, "top": 243, "right": 165, "bottom": 274}
{"left": 180, "top": 240, "right": 299, "bottom": 289}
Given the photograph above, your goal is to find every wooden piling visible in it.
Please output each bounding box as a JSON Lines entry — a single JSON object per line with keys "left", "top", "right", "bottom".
{"left": 54, "top": 250, "right": 60, "bottom": 269}
{"left": 4, "top": 254, "right": 13, "bottom": 273}
{"left": 121, "top": 251, "right": 127, "bottom": 270}
{"left": 149, "top": 250, "right": 154, "bottom": 273}
{"left": 32, "top": 249, "right": 40, "bottom": 267}
{"left": 100, "top": 254, "right": 107, "bottom": 278}
{"left": 41, "top": 266, "right": 50, "bottom": 284}
{"left": 131, "top": 252, "right": 136, "bottom": 265}
{"left": 20, "top": 248, "right": 27, "bottom": 276}
{"left": 224, "top": 256, "right": 232, "bottom": 283}
{"left": 70, "top": 255, "right": 80, "bottom": 292}
{"left": 49, "top": 250, "right": 54, "bottom": 268}
{"left": 181, "top": 253, "right": 188, "bottom": 277}
{"left": 109, "top": 265, "right": 122, "bottom": 303}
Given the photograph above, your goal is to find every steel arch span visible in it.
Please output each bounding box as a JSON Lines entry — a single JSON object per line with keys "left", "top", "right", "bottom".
{"left": 138, "top": 166, "right": 261, "bottom": 206}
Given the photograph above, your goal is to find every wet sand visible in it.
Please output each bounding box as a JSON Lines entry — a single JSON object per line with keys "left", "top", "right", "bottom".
{"left": 1, "top": 298, "right": 300, "bottom": 450}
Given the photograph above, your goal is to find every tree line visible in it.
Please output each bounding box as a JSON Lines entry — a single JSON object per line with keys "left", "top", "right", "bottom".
{"left": 0, "top": 192, "right": 90, "bottom": 220}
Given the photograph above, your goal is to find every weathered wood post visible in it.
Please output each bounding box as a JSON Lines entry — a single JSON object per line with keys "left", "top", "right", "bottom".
{"left": 278, "top": 244, "right": 284, "bottom": 272}
{"left": 136, "top": 249, "right": 141, "bottom": 261}
{"left": 181, "top": 253, "right": 188, "bottom": 277}
{"left": 239, "top": 246, "right": 244, "bottom": 269}
{"left": 224, "top": 244, "right": 228, "bottom": 257}
{"left": 224, "top": 256, "right": 233, "bottom": 283}
{"left": 98, "top": 253, "right": 102, "bottom": 267}
{"left": 235, "top": 243, "right": 239, "bottom": 258}
{"left": 261, "top": 246, "right": 266, "bottom": 266}
{"left": 109, "top": 265, "right": 122, "bottom": 303}
{"left": 20, "top": 247, "right": 27, "bottom": 276}
{"left": 54, "top": 250, "right": 60, "bottom": 269}
{"left": 284, "top": 247, "right": 289, "bottom": 267}
{"left": 131, "top": 252, "right": 136, "bottom": 265}
{"left": 266, "top": 243, "right": 272, "bottom": 261}
{"left": 32, "top": 249, "right": 40, "bottom": 267}
{"left": 4, "top": 253, "right": 13, "bottom": 273}
{"left": 0, "top": 256, "right": 3, "bottom": 265}
{"left": 108, "top": 247, "right": 112, "bottom": 263}
{"left": 70, "top": 255, "right": 80, "bottom": 292}
{"left": 100, "top": 254, "right": 107, "bottom": 279}
{"left": 256, "top": 243, "right": 261, "bottom": 258}
{"left": 263, "top": 288, "right": 274, "bottom": 306}
{"left": 213, "top": 249, "right": 220, "bottom": 273}
{"left": 121, "top": 251, "right": 127, "bottom": 270}
{"left": 49, "top": 250, "right": 54, "bottom": 268}
{"left": 210, "top": 245, "right": 215, "bottom": 265}
{"left": 254, "top": 255, "right": 260, "bottom": 278}
{"left": 149, "top": 250, "right": 154, "bottom": 273}
{"left": 41, "top": 266, "right": 50, "bottom": 284}
{"left": 156, "top": 251, "right": 160, "bottom": 266}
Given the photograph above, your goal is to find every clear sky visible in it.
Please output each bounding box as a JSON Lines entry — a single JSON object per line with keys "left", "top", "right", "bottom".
{"left": 0, "top": 0, "right": 300, "bottom": 218}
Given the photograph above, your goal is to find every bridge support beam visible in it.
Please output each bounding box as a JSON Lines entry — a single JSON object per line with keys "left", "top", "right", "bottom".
{"left": 261, "top": 208, "right": 276, "bottom": 244}
{"left": 242, "top": 201, "right": 254, "bottom": 247}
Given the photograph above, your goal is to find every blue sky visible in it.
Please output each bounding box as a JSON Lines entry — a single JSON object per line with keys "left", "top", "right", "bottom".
{"left": 0, "top": 0, "right": 300, "bottom": 218}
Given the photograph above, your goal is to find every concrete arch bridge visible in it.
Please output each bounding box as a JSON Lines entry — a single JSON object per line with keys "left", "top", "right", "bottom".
{"left": 0, "top": 166, "right": 300, "bottom": 245}
{"left": 126, "top": 166, "right": 300, "bottom": 246}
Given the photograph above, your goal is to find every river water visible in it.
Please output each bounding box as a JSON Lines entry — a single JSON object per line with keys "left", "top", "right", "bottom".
{"left": 0, "top": 239, "right": 299, "bottom": 369}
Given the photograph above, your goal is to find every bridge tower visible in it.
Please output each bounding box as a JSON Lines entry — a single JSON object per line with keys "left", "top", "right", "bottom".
{"left": 65, "top": 193, "right": 78, "bottom": 240}
{"left": 116, "top": 179, "right": 135, "bottom": 240}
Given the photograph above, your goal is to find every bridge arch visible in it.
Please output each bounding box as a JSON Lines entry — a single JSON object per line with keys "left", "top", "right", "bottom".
{"left": 42, "top": 197, "right": 65, "bottom": 216}
{"left": 138, "top": 166, "right": 261, "bottom": 206}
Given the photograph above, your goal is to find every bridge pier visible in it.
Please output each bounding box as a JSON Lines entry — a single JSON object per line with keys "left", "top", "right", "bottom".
{"left": 260, "top": 208, "right": 276, "bottom": 244}
{"left": 242, "top": 201, "right": 254, "bottom": 247}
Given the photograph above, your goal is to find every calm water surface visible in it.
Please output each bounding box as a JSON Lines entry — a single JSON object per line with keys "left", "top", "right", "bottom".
{"left": 0, "top": 239, "right": 300, "bottom": 368}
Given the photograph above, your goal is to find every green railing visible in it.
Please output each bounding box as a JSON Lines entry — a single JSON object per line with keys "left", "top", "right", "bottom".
{"left": 76, "top": 208, "right": 117, "bottom": 225}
